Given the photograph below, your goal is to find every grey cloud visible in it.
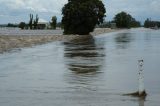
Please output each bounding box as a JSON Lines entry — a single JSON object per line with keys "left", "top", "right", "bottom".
{"left": 0, "top": 0, "right": 67, "bottom": 24}
{"left": 105, "top": 0, "right": 160, "bottom": 22}
{"left": 0, "top": 0, "right": 160, "bottom": 24}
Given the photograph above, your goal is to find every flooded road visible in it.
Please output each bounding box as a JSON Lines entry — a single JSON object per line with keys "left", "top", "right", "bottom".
{"left": 0, "top": 28, "right": 63, "bottom": 35}
{"left": 0, "top": 28, "right": 160, "bottom": 106}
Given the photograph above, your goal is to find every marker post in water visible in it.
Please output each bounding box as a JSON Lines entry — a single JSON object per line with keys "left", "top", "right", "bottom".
{"left": 138, "top": 60, "right": 147, "bottom": 97}
{"left": 123, "top": 60, "right": 147, "bottom": 97}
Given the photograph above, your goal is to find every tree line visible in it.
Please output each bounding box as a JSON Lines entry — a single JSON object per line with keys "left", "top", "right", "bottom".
{"left": 2, "top": 0, "right": 159, "bottom": 33}
{"left": 144, "top": 18, "right": 160, "bottom": 28}
{"left": 18, "top": 14, "right": 57, "bottom": 30}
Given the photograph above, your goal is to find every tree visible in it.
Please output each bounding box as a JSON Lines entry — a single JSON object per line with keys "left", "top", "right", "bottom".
{"left": 29, "top": 14, "right": 33, "bottom": 29}
{"left": 144, "top": 18, "right": 160, "bottom": 28}
{"left": 144, "top": 18, "right": 150, "bottom": 28}
{"left": 7, "top": 23, "right": 18, "bottom": 27}
{"left": 33, "top": 14, "right": 39, "bottom": 29}
{"left": 113, "top": 11, "right": 140, "bottom": 28}
{"left": 114, "top": 12, "right": 131, "bottom": 28}
{"left": 130, "top": 18, "right": 141, "bottom": 27}
{"left": 19, "top": 22, "right": 26, "bottom": 29}
{"left": 57, "top": 22, "right": 63, "bottom": 28}
{"left": 50, "top": 16, "right": 57, "bottom": 29}
{"left": 62, "top": 0, "right": 106, "bottom": 35}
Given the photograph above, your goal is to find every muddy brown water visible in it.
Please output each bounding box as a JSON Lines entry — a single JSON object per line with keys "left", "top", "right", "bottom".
{"left": 0, "top": 28, "right": 160, "bottom": 106}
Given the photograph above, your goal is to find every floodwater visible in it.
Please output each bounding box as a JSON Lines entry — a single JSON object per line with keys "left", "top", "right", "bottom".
{"left": 0, "top": 28, "right": 63, "bottom": 35}
{"left": 0, "top": 28, "right": 160, "bottom": 106}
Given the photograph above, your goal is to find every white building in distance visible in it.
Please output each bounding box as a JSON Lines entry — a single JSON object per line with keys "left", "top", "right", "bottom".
{"left": 37, "top": 19, "right": 50, "bottom": 29}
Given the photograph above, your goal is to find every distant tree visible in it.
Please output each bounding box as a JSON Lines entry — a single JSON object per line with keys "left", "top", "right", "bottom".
{"left": 114, "top": 12, "right": 131, "bottom": 28}
{"left": 33, "top": 14, "right": 39, "bottom": 29}
{"left": 7, "top": 23, "right": 18, "bottom": 27}
{"left": 29, "top": 14, "right": 33, "bottom": 29}
{"left": 62, "top": 0, "right": 106, "bottom": 35}
{"left": 56, "top": 22, "right": 64, "bottom": 29}
{"left": 144, "top": 18, "right": 160, "bottom": 28}
{"left": 50, "top": 16, "right": 57, "bottom": 29}
{"left": 144, "top": 18, "right": 150, "bottom": 28}
{"left": 97, "top": 21, "right": 110, "bottom": 28}
{"left": 158, "top": 22, "right": 160, "bottom": 28}
{"left": 113, "top": 11, "right": 140, "bottom": 28}
{"left": 19, "top": 22, "right": 26, "bottom": 29}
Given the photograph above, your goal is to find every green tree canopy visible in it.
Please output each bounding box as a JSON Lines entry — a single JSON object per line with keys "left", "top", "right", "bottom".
{"left": 29, "top": 14, "right": 33, "bottom": 29}
{"left": 113, "top": 11, "right": 140, "bottom": 28}
{"left": 19, "top": 22, "right": 26, "bottom": 29}
{"left": 28, "top": 14, "right": 39, "bottom": 29}
{"left": 50, "top": 16, "right": 57, "bottom": 29}
{"left": 33, "top": 14, "right": 39, "bottom": 29}
{"left": 62, "top": 0, "right": 106, "bottom": 35}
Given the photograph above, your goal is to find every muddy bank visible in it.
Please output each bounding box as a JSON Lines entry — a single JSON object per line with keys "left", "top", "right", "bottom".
{"left": 0, "top": 28, "right": 117, "bottom": 53}
{"left": 91, "top": 28, "right": 117, "bottom": 36}
{"left": 0, "top": 35, "right": 77, "bottom": 53}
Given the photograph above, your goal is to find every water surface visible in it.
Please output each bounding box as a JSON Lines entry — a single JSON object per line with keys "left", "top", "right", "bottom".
{"left": 0, "top": 28, "right": 160, "bottom": 106}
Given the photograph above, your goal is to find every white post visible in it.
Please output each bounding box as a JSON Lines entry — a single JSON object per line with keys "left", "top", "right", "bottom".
{"left": 138, "top": 60, "right": 145, "bottom": 96}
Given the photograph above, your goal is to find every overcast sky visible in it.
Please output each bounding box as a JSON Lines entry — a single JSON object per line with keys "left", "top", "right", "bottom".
{"left": 0, "top": 0, "right": 160, "bottom": 24}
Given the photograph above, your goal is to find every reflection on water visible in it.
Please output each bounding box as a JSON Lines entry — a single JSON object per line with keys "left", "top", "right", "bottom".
{"left": 114, "top": 33, "right": 133, "bottom": 49}
{"left": 139, "top": 97, "right": 145, "bottom": 106}
{"left": 64, "top": 36, "right": 105, "bottom": 75}
{"left": 63, "top": 36, "right": 106, "bottom": 90}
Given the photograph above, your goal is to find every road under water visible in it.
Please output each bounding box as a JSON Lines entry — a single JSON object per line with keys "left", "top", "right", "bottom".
{"left": 0, "top": 28, "right": 160, "bottom": 106}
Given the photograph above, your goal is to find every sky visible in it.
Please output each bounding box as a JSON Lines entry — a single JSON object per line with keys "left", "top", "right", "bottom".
{"left": 0, "top": 0, "right": 160, "bottom": 24}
